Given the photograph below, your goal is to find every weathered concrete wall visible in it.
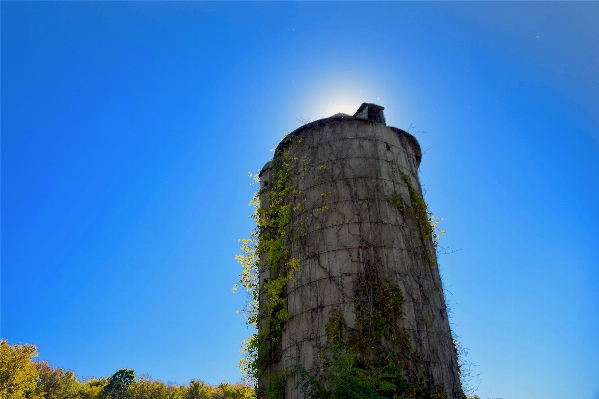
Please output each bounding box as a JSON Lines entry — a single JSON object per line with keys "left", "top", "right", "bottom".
{"left": 259, "top": 115, "right": 463, "bottom": 399}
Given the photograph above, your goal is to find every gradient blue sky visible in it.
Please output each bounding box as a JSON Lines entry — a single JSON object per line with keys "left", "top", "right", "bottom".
{"left": 2, "top": 2, "right": 598, "bottom": 399}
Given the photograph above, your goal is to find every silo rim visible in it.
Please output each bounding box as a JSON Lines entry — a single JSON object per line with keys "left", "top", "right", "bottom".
{"left": 264, "top": 115, "right": 422, "bottom": 170}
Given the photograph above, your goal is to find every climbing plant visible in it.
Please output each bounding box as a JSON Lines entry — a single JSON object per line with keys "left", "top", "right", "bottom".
{"left": 236, "top": 136, "right": 304, "bottom": 390}
{"left": 388, "top": 173, "right": 445, "bottom": 267}
{"left": 293, "top": 260, "right": 448, "bottom": 399}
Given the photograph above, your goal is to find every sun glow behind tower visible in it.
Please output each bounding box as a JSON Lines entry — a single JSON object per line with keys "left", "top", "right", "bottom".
{"left": 285, "top": 62, "right": 407, "bottom": 127}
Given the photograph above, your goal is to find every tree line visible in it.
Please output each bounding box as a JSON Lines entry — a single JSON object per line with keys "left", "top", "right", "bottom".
{"left": 0, "top": 339, "right": 254, "bottom": 399}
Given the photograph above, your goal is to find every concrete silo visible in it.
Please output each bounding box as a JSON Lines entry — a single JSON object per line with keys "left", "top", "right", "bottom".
{"left": 256, "top": 103, "right": 463, "bottom": 399}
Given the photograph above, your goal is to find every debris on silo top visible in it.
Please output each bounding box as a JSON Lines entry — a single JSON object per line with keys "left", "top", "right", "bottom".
{"left": 353, "top": 103, "right": 386, "bottom": 124}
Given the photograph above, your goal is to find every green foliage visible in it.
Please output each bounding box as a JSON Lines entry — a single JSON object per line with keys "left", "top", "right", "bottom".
{"left": 401, "top": 174, "right": 434, "bottom": 243}
{"left": 388, "top": 174, "right": 445, "bottom": 268}
{"left": 81, "top": 379, "right": 108, "bottom": 399}
{"left": 35, "top": 361, "right": 82, "bottom": 399}
{"left": 108, "top": 376, "right": 254, "bottom": 399}
{"left": 236, "top": 140, "right": 304, "bottom": 386}
{"left": 234, "top": 175, "right": 261, "bottom": 385}
{"left": 294, "top": 264, "right": 448, "bottom": 399}
{"left": 387, "top": 194, "right": 404, "bottom": 214}
{"left": 130, "top": 375, "right": 169, "bottom": 399}
{"left": 261, "top": 370, "right": 291, "bottom": 399}
{"left": 352, "top": 266, "right": 407, "bottom": 362}
{"left": 1, "top": 339, "right": 255, "bottom": 399}
{"left": 183, "top": 379, "right": 213, "bottom": 399}
{"left": 0, "top": 339, "right": 41, "bottom": 399}
{"left": 103, "top": 369, "right": 136, "bottom": 399}
{"left": 217, "top": 382, "right": 256, "bottom": 399}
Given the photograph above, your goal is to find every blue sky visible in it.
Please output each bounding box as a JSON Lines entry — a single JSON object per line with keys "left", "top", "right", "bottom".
{"left": 2, "top": 2, "right": 598, "bottom": 399}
